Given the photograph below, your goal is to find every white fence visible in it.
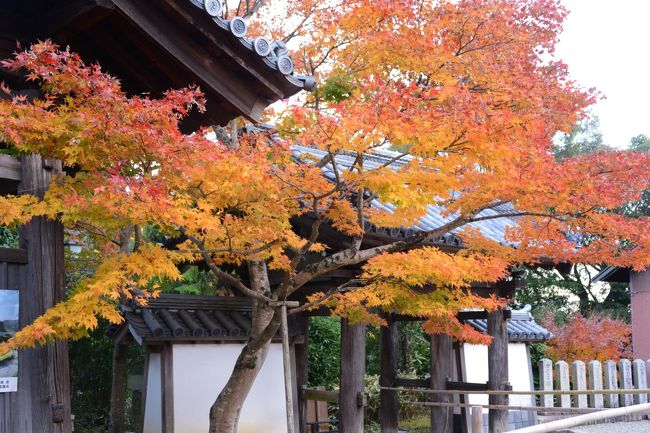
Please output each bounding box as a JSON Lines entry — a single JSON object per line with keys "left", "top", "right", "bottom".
{"left": 537, "top": 358, "right": 650, "bottom": 411}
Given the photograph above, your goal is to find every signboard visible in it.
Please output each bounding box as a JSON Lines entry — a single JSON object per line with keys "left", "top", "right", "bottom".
{"left": 0, "top": 290, "right": 18, "bottom": 392}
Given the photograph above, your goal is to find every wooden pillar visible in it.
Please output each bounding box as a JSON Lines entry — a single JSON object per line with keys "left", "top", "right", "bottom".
{"left": 380, "top": 316, "right": 399, "bottom": 433}
{"left": 17, "top": 155, "right": 71, "bottom": 433}
{"left": 109, "top": 330, "right": 130, "bottom": 433}
{"left": 430, "top": 333, "right": 453, "bottom": 433}
{"left": 294, "top": 314, "right": 310, "bottom": 433}
{"left": 339, "top": 319, "right": 366, "bottom": 433}
{"left": 487, "top": 309, "right": 509, "bottom": 433}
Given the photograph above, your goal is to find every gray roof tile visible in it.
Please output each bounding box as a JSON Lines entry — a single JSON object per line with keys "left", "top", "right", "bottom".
{"left": 291, "top": 145, "right": 517, "bottom": 246}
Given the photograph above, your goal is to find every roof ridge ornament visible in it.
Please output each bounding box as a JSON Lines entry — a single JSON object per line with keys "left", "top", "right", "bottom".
{"left": 189, "top": 0, "right": 315, "bottom": 91}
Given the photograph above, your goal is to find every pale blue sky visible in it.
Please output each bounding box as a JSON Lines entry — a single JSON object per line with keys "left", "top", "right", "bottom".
{"left": 0, "top": 290, "right": 18, "bottom": 322}
{"left": 556, "top": 0, "right": 650, "bottom": 148}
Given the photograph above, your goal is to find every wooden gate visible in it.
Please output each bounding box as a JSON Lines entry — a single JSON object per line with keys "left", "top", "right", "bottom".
{"left": 0, "top": 154, "right": 71, "bottom": 433}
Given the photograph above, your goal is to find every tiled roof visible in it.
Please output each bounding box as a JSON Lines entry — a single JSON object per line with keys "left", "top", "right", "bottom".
{"left": 123, "top": 294, "right": 289, "bottom": 344}
{"left": 187, "top": 0, "right": 315, "bottom": 92}
{"left": 463, "top": 306, "right": 552, "bottom": 343}
{"left": 291, "top": 145, "right": 517, "bottom": 247}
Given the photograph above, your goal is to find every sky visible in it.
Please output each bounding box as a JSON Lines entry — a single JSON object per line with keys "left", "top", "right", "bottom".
{"left": 0, "top": 290, "right": 18, "bottom": 322}
{"left": 555, "top": 0, "right": 650, "bottom": 149}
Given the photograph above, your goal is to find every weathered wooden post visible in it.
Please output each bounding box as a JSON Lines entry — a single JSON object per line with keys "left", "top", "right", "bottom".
{"left": 471, "top": 406, "right": 484, "bottom": 433}
{"left": 588, "top": 360, "right": 604, "bottom": 409}
{"left": 18, "top": 154, "right": 71, "bottom": 433}
{"left": 294, "top": 313, "right": 310, "bottom": 433}
{"left": 487, "top": 309, "right": 509, "bottom": 433}
{"left": 380, "top": 315, "right": 399, "bottom": 433}
{"left": 430, "top": 333, "right": 453, "bottom": 433}
{"left": 339, "top": 319, "right": 366, "bottom": 433}
{"left": 538, "top": 359, "right": 554, "bottom": 409}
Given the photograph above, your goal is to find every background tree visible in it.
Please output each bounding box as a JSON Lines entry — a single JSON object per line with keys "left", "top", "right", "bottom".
{"left": 4, "top": 1, "right": 650, "bottom": 432}
{"left": 542, "top": 313, "right": 632, "bottom": 362}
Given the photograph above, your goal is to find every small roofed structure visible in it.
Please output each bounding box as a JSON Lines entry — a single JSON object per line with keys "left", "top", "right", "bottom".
{"left": 116, "top": 294, "right": 305, "bottom": 433}
{"left": 460, "top": 306, "right": 552, "bottom": 432}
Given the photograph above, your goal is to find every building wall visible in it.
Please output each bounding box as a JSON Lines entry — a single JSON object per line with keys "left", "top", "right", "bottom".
{"left": 630, "top": 270, "right": 650, "bottom": 359}
{"left": 143, "top": 353, "right": 162, "bottom": 433}
{"left": 462, "top": 342, "right": 535, "bottom": 431}
{"left": 172, "top": 343, "right": 288, "bottom": 433}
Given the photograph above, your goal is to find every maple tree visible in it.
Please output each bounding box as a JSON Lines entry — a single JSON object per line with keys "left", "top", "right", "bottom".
{"left": 3, "top": 1, "right": 650, "bottom": 432}
{"left": 543, "top": 313, "right": 632, "bottom": 362}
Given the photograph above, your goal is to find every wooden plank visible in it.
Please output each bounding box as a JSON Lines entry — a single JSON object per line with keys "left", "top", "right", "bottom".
{"left": 302, "top": 388, "right": 339, "bottom": 404}
{"left": 110, "top": 0, "right": 266, "bottom": 122}
{"left": 0, "top": 155, "right": 20, "bottom": 182}
{"left": 430, "top": 333, "right": 453, "bottom": 433}
{"left": 447, "top": 381, "right": 490, "bottom": 392}
{"left": 339, "top": 320, "right": 366, "bottom": 433}
{"left": 0, "top": 248, "right": 27, "bottom": 264}
{"left": 380, "top": 317, "right": 399, "bottom": 433}
{"left": 394, "top": 378, "right": 430, "bottom": 389}
{"left": 487, "top": 309, "right": 508, "bottom": 433}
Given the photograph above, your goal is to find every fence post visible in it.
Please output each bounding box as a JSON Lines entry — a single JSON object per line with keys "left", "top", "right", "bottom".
{"left": 571, "top": 361, "right": 587, "bottom": 409}
{"left": 471, "top": 406, "right": 484, "bottom": 433}
{"left": 633, "top": 359, "right": 648, "bottom": 405}
{"left": 538, "top": 359, "right": 554, "bottom": 409}
{"left": 588, "top": 360, "right": 604, "bottom": 409}
{"left": 619, "top": 359, "right": 634, "bottom": 407}
{"left": 604, "top": 360, "right": 619, "bottom": 408}
{"left": 555, "top": 361, "right": 571, "bottom": 409}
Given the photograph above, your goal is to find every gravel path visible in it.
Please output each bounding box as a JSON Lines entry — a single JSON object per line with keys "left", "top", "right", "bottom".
{"left": 563, "top": 421, "right": 650, "bottom": 433}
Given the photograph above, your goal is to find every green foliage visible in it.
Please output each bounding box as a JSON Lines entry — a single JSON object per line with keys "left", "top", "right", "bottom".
{"left": 161, "top": 265, "right": 221, "bottom": 296}
{"left": 316, "top": 75, "right": 354, "bottom": 102}
{"left": 397, "top": 322, "right": 430, "bottom": 377}
{"left": 0, "top": 226, "right": 18, "bottom": 248}
{"left": 630, "top": 134, "right": 650, "bottom": 153}
{"left": 308, "top": 317, "right": 341, "bottom": 388}
{"left": 553, "top": 114, "right": 609, "bottom": 161}
{"left": 515, "top": 265, "right": 629, "bottom": 323}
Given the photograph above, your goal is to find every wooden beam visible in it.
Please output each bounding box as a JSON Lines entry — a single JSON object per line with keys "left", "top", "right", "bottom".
{"left": 339, "top": 319, "right": 366, "bottom": 433}
{"left": 110, "top": 0, "right": 267, "bottom": 122}
{"left": 487, "top": 309, "right": 509, "bottom": 433}
{"left": 394, "top": 377, "right": 430, "bottom": 389}
{"left": 0, "top": 248, "right": 27, "bottom": 264}
{"left": 0, "top": 154, "right": 20, "bottom": 182}
{"left": 380, "top": 317, "right": 399, "bottom": 433}
{"left": 430, "top": 333, "right": 453, "bottom": 433}
{"left": 39, "top": 0, "right": 114, "bottom": 41}
{"left": 301, "top": 388, "right": 339, "bottom": 404}
{"left": 159, "top": 0, "right": 288, "bottom": 100}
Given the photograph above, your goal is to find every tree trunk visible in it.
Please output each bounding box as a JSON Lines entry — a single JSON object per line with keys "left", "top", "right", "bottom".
{"left": 208, "top": 260, "right": 281, "bottom": 433}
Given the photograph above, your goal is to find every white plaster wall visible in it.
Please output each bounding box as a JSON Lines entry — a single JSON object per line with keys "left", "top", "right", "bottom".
{"left": 143, "top": 353, "right": 162, "bottom": 433}
{"left": 172, "top": 343, "right": 288, "bottom": 433}
{"left": 463, "top": 343, "right": 534, "bottom": 409}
